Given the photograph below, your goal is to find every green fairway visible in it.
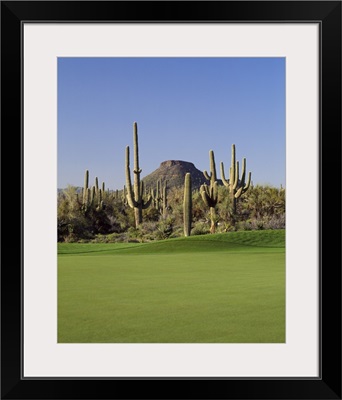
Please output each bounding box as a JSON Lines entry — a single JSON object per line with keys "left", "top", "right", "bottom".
{"left": 58, "top": 230, "right": 285, "bottom": 343}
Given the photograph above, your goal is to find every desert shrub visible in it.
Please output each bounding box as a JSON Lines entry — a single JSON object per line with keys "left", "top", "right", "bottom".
{"left": 143, "top": 207, "right": 161, "bottom": 222}
{"left": 58, "top": 213, "right": 93, "bottom": 242}
{"left": 90, "top": 233, "right": 127, "bottom": 243}
{"left": 155, "top": 217, "right": 174, "bottom": 240}
{"left": 191, "top": 221, "right": 210, "bottom": 236}
{"left": 236, "top": 220, "right": 253, "bottom": 231}
{"left": 169, "top": 226, "right": 183, "bottom": 239}
{"left": 192, "top": 190, "right": 207, "bottom": 221}
{"left": 262, "top": 215, "right": 286, "bottom": 230}
{"left": 138, "top": 221, "right": 159, "bottom": 241}
{"left": 217, "top": 221, "right": 235, "bottom": 233}
{"left": 87, "top": 208, "right": 112, "bottom": 235}
{"left": 126, "top": 227, "right": 143, "bottom": 242}
{"left": 76, "top": 238, "right": 91, "bottom": 243}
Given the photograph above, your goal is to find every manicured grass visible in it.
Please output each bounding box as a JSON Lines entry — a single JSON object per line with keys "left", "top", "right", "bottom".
{"left": 58, "top": 230, "right": 285, "bottom": 343}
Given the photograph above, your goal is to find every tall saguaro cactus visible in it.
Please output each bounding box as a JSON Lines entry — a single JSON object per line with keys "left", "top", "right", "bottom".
{"left": 220, "top": 144, "right": 252, "bottom": 216}
{"left": 83, "top": 169, "right": 89, "bottom": 206}
{"left": 125, "top": 122, "right": 152, "bottom": 227}
{"left": 200, "top": 150, "right": 219, "bottom": 234}
{"left": 183, "top": 173, "right": 192, "bottom": 236}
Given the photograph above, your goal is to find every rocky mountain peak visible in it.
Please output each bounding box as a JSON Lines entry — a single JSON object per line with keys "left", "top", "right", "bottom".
{"left": 142, "top": 160, "right": 210, "bottom": 190}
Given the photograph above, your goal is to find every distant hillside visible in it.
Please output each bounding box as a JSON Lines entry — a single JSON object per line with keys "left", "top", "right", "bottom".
{"left": 142, "top": 160, "right": 222, "bottom": 190}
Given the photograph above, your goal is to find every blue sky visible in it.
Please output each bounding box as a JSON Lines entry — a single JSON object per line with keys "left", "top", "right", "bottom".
{"left": 58, "top": 57, "right": 285, "bottom": 190}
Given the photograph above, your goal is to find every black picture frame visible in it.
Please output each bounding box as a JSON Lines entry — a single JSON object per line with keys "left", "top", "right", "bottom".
{"left": 1, "top": 1, "right": 341, "bottom": 399}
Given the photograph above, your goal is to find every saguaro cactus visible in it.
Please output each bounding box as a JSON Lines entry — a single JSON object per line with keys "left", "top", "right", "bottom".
{"left": 121, "top": 185, "right": 128, "bottom": 205}
{"left": 83, "top": 169, "right": 89, "bottom": 206}
{"left": 183, "top": 173, "right": 192, "bottom": 237}
{"left": 102, "top": 182, "right": 106, "bottom": 200}
{"left": 90, "top": 185, "right": 96, "bottom": 205}
{"left": 95, "top": 177, "right": 99, "bottom": 198}
{"left": 200, "top": 150, "right": 219, "bottom": 234}
{"left": 125, "top": 122, "right": 152, "bottom": 227}
{"left": 81, "top": 170, "right": 107, "bottom": 212}
{"left": 220, "top": 144, "right": 252, "bottom": 215}
{"left": 151, "top": 179, "right": 168, "bottom": 218}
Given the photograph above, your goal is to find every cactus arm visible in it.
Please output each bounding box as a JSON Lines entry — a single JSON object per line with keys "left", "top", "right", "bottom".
{"left": 243, "top": 172, "right": 252, "bottom": 192}
{"left": 133, "top": 122, "right": 142, "bottom": 174}
{"left": 220, "top": 162, "right": 229, "bottom": 187}
{"left": 210, "top": 185, "right": 215, "bottom": 200}
{"left": 201, "top": 183, "right": 218, "bottom": 208}
{"left": 203, "top": 184, "right": 210, "bottom": 197}
{"left": 230, "top": 144, "right": 236, "bottom": 187}
{"left": 240, "top": 158, "right": 246, "bottom": 186}
{"left": 140, "top": 181, "right": 151, "bottom": 209}
{"left": 140, "top": 180, "right": 144, "bottom": 197}
{"left": 126, "top": 190, "right": 135, "bottom": 208}
{"left": 125, "top": 145, "right": 137, "bottom": 208}
{"left": 203, "top": 170, "right": 210, "bottom": 181}
{"left": 235, "top": 186, "right": 244, "bottom": 199}
{"left": 200, "top": 185, "right": 211, "bottom": 208}
{"left": 142, "top": 195, "right": 153, "bottom": 209}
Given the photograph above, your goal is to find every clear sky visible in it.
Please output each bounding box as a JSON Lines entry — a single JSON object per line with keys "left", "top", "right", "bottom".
{"left": 58, "top": 57, "right": 285, "bottom": 190}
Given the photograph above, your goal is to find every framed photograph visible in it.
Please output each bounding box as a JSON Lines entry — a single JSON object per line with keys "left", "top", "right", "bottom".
{"left": 2, "top": 1, "right": 341, "bottom": 399}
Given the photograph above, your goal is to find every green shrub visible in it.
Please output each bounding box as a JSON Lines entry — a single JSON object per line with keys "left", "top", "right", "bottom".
{"left": 191, "top": 221, "right": 210, "bottom": 236}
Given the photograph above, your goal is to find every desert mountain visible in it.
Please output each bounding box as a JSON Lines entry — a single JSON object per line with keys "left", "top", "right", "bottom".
{"left": 142, "top": 160, "right": 220, "bottom": 191}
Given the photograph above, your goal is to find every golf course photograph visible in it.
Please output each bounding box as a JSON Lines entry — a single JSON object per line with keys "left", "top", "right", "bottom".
{"left": 57, "top": 57, "right": 286, "bottom": 343}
